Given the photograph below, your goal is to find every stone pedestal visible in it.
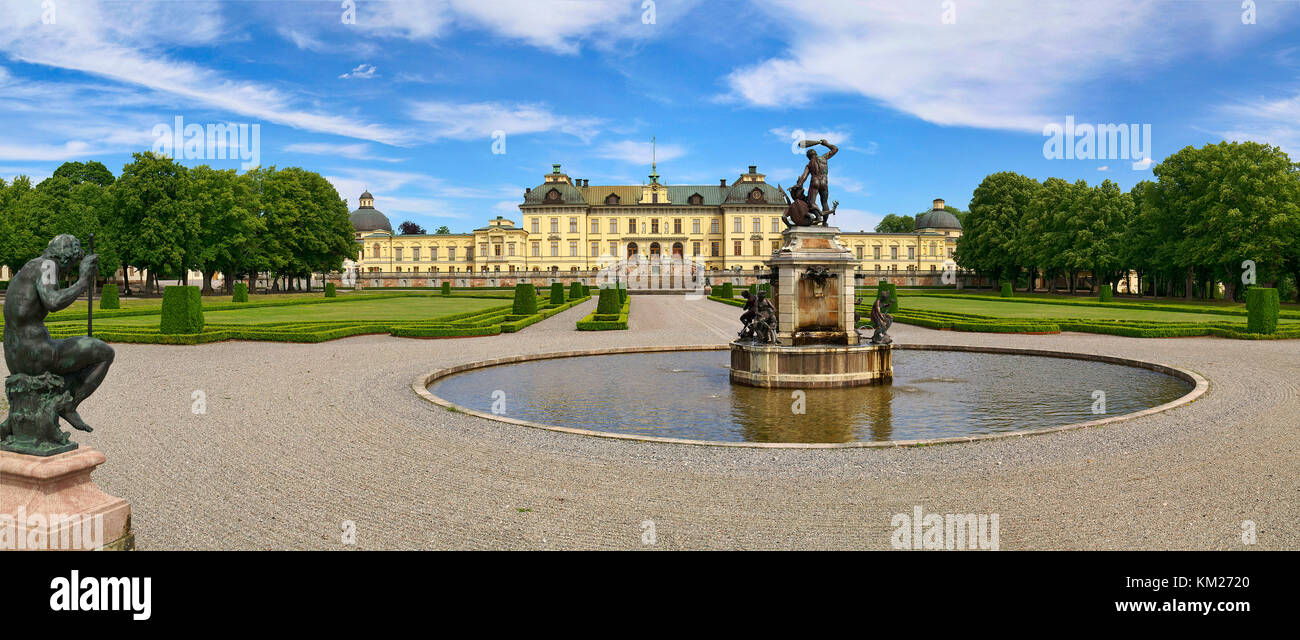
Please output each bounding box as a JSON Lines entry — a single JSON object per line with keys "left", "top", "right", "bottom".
{"left": 769, "top": 226, "right": 860, "bottom": 346}
{"left": 730, "top": 342, "right": 892, "bottom": 388}
{"left": 0, "top": 447, "right": 134, "bottom": 551}
{"left": 731, "top": 225, "right": 893, "bottom": 389}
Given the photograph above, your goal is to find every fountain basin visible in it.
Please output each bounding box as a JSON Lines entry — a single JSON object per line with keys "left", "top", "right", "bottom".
{"left": 730, "top": 341, "right": 892, "bottom": 388}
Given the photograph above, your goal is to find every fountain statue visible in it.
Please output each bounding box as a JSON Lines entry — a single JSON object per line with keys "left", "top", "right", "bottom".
{"left": 729, "top": 138, "right": 892, "bottom": 388}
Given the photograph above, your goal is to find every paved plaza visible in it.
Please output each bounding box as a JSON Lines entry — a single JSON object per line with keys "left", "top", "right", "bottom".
{"left": 9, "top": 296, "right": 1295, "bottom": 550}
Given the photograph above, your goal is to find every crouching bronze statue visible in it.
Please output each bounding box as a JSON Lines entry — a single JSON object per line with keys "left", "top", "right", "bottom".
{"left": 1, "top": 234, "right": 115, "bottom": 456}
{"left": 738, "top": 290, "right": 778, "bottom": 344}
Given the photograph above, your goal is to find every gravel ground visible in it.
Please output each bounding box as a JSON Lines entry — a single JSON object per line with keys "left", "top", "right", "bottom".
{"left": 4, "top": 295, "right": 1296, "bottom": 550}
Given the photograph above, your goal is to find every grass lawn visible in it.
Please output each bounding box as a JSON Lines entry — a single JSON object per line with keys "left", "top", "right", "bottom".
{"left": 87, "top": 296, "right": 509, "bottom": 326}
{"left": 902, "top": 295, "right": 1300, "bottom": 324}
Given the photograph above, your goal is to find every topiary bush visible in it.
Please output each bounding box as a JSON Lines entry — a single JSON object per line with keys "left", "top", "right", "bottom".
{"left": 1000, "top": 281, "right": 1013, "bottom": 298}
{"left": 550, "top": 282, "right": 566, "bottom": 304}
{"left": 1246, "top": 287, "right": 1280, "bottom": 334}
{"left": 233, "top": 282, "right": 249, "bottom": 303}
{"left": 324, "top": 283, "right": 337, "bottom": 298}
{"left": 512, "top": 283, "right": 537, "bottom": 315}
{"left": 596, "top": 287, "right": 622, "bottom": 315}
{"left": 618, "top": 285, "right": 627, "bottom": 304}
{"left": 1098, "top": 284, "right": 1112, "bottom": 302}
{"left": 159, "top": 285, "right": 204, "bottom": 334}
{"left": 716, "top": 282, "right": 734, "bottom": 299}
{"left": 441, "top": 281, "right": 451, "bottom": 296}
{"left": 569, "top": 281, "right": 583, "bottom": 300}
{"left": 99, "top": 283, "right": 120, "bottom": 310}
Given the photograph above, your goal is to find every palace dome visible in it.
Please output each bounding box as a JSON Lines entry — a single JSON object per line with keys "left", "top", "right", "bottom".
{"left": 350, "top": 191, "right": 392, "bottom": 232}
{"left": 915, "top": 199, "right": 962, "bottom": 231}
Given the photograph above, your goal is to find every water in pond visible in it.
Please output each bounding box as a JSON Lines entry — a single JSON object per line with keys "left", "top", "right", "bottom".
{"left": 428, "top": 350, "right": 1192, "bottom": 444}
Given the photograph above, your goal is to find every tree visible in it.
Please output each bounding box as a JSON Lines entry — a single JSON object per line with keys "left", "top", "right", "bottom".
{"left": 1152, "top": 141, "right": 1300, "bottom": 301}
{"left": 108, "top": 152, "right": 198, "bottom": 293}
{"left": 52, "top": 161, "right": 115, "bottom": 187}
{"left": 874, "top": 214, "right": 914, "bottom": 233}
{"left": 187, "top": 166, "right": 262, "bottom": 294}
{"left": 398, "top": 220, "right": 427, "bottom": 235}
{"left": 956, "top": 172, "right": 1041, "bottom": 286}
{"left": 434, "top": 225, "right": 452, "bottom": 235}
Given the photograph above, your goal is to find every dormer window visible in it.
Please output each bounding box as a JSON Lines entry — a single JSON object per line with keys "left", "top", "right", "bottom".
{"left": 545, "top": 188, "right": 561, "bottom": 202}
{"left": 688, "top": 193, "right": 703, "bottom": 205}
{"left": 747, "top": 188, "right": 765, "bottom": 203}
{"left": 605, "top": 194, "right": 620, "bottom": 205}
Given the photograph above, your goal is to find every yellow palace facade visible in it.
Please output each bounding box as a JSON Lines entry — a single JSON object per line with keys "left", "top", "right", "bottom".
{"left": 348, "top": 164, "right": 962, "bottom": 282}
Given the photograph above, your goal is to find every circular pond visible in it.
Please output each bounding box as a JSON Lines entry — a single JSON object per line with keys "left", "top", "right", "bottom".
{"left": 425, "top": 348, "right": 1197, "bottom": 445}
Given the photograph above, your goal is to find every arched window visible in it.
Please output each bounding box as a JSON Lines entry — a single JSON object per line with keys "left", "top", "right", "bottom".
{"left": 688, "top": 193, "right": 703, "bottom": 205}
{"left": 372, "top": 243, "right": 381, "bottom": 258}
{"left": 604, "top": 193, "right": 620, "bottom": 205}
{"left": 545, "top": 188, "right": 562, "bottom": 202}
{"left": 747, "top": 188, "right": 765, "bottom": 203}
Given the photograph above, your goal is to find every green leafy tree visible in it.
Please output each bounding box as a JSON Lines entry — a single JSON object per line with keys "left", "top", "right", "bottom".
{"left": 957, "top": 172, "right": 1041, "bottom": 286}
{"left": 873, "top": 214, "right": 914, "bottom": 233}
{"left": 108, "top": 152, "right": 198, "bottom": 293}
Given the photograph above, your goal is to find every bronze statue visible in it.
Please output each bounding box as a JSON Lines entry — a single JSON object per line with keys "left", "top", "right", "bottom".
{"left": 796, "top": 139, "right": 839, "bottom": 226}
{"left": 738, "top": 290, "right": 778, "bottom": 344}
{"left": 1, "top": 235, "right": 115, "bottom": 456}
{"left": 867, "top": 288, "right": 894, "bottom": 345}
{"left": 781, "top": 185, "right": 822, "bottom": 227}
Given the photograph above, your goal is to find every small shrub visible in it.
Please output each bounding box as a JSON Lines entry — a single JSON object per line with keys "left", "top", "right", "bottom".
{"left": 1098, "top": 284, "right": 1112, "bottom": 302}
{"left": 324, "top": 283, "right": 337, "bottom": 298}
{"left": 1246, "top": 287, "right": 1280, "bottom": 334}
{"left": 159, "top": 286, "right": 204, "bottom": 334}
{"left": 550, "top": 282, "right": 566, "bottom": 304}
{"left": 512, "top": 283, "right": 538, "bottom": 315}
{"left": 233, "top": 282, "right": 249, "bottom": 303}
{"left": 1000, "top": 281, "right": 1013, "bottom": 298}
{"left": 99, "top": 283, "right": 120, "bottom": 310}
{"left": 569, "top": 281, "right": 583, "bottom": 299}
{"left": 441, "top": 281, "right": 451, "bottom": 296}
{"left": 596, "top": 287, "right": 622, "bottom": 314}
{"left": 716, "top": 282, "right": 734, "bottom": 299}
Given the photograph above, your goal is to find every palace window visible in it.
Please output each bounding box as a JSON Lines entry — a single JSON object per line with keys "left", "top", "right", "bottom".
{"left": 692, "top": 241, "right": 701, "bottom": 256}
{"left": 545, "top": 188, "right": 561, "bottom": 202}
{"left": 771, "top": 240, "right": 780, "bottom": 252}
{"left": 752, "top": 240, "right": 761, "bottom": 256}
{"left": 711, "top": 242, "right": 720, "bottom": 257}
{"left": 494, "top": 244, "right": 502, "bottom": 257}
{"left": 628, "top": 218, "right": 637, "bottom": 234}
{"left": 688, "top": 193, "right": 703, "bottom": 205}
{"left": 508, "top": 244, "right": 516, "bottom": 257}
{"left": 733, "top": 218, "right": 742, "bottom": 233}
{"left": 550, "top": 242, "right": 559, "bottom": 257}
{"left": 591, "top": 219, "right": 600, "bottom": 234}
{"left": 908, "top": 247, "right": 915, "bottom": 260}
{"left": 771, "top": 218, "right": 779, "bottom": 233}
{"left": 873, "top": 246, "right": 881, "bottom": 260}
{"left": 412, "top": 247, "right": 421, "bottom": 261}
{"left": 569, "top": 218, "right": 578, "bottom": 233}
{"left": 531, "top": 218, "right": 539, "bottom": 233}
{"left": 711, "top": 219, "right": 720, "bottom": 234}
{"left": 609, "top": 219, "right": 618, "bottom": 234}
{"left": 448, "top": 247, "right": 457, "bottom": 260}
{"left": 479, "top": 243, "right": 488, "bottom": 257}
{"left": 674, "top": 219, "right": 682, "bottom": 234}
{"left": 395, "top": 248, "right": 404, "bottom": 261}
{"left": 608, "top": 241, "right": 617, "bottom": 256}
{"left": 569, "top": 241, "right": 578, "bottom": 256}
{"left": 590, "top": 241, "right": 599, "bottom": 257}
{"left": 890, "top": 247, "right": 898, "bottom": 260}
{"left": 752, "top": 217, "right": 760, "bottom": 233}
{"left": 856, "top": 246, "right": 863, "bottom": 259}
{"left": 605, "top": 194, "right": 620, "bottom": 205}
{"left": 531, "top": 242, "right": 540, "bottom": 257}
{"left": 692, "top": 219, "right": 701, "bottom": 234}
{"left": 651, "top": 219, "right": 659, "bottom": 234}
{"left": 733, "top": 241, "right": 742, "bottom": 256}
{"left": 550, "top": 218, "right": 559, "bottom": 233}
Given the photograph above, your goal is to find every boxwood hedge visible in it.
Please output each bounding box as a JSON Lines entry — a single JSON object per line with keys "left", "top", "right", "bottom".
{"left": 159, "top": 286, "right": 204, "bottom": 334}
{"left": 1247, "top": 287, "right": 1279, "bottom": 334}
{"left": 99, "top": 283, "right": 120, "bottom": 310}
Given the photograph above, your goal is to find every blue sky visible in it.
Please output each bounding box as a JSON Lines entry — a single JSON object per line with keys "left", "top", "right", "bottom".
{"left": 2, "top": 0, "right": 1299, "bottom": 233}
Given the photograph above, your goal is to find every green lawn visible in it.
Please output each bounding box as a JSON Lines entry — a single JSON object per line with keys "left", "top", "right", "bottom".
{"left": 902, "top": 295, "right": 1300, "bottom": 324}
{"left": 92, "top": 296, "right": 508, "bottom": 326}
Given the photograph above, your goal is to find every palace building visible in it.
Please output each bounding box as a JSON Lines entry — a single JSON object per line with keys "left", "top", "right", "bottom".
{"left": 347, "top": 164, "right": 961, "bottom": 280}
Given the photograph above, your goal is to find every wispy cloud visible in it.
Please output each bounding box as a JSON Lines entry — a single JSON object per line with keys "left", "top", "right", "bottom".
{"left": 283, "top": 142, "right": 402, "bottom": 163}
{"left": 339, "top": 64, "right": 378, "bottom": 80}
{"left": 594, "top": 140, "right": 687, "bottom": 165}
{"left": 408, "top": 100, "right": 602, "bottom": 142}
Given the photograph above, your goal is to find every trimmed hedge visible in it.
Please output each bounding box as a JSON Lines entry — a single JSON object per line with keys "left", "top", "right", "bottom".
{"left": 99, "top": 283, "right": 120, "bottom": 310}
{"left": 159, "top": 286, "right": 204, "bottom": 334}
{"left": 1247, "top": 287, "right": 1280, "bottom": 334}
{"left": 577, "top": 296, "right": 630, "bottom": 330}
{"left": 1000, "top": 281, "right": 1013, "bottom": 298}
{"left": 512, "top": 283, "right": 538, "bottom": 315}
{"left": 550, "top": 282, "right": 566, "bottom": 304}
{"left": 441, "top": 281, "right": 452, "bottom": 296}
{"left": 715, "top": 282, "right": 734, "bottom": 299}
{"left": 324, "top": 283, "right": 337, "bottom": 298}
{"left": 708, "top": 295, "right": 746, "bottom": 308}
{"left": 233, "top": 282, "right": 249, "bottom": 303}
{"left": 596, "top": 287, "right": 622, "bottom": 314}
{"left": 913, "top": 293, "right": 1300, "bottom": 320}
{"left": 569, "top": 281, "right": 584, "bottom": 300}
{"left": 1098, "top": 284, "right": 1112, "bottom": 302}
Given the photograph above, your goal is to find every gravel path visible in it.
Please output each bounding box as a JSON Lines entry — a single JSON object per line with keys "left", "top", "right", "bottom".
{"left": 5, "top": 295, "right": 1296, "bottom": 550}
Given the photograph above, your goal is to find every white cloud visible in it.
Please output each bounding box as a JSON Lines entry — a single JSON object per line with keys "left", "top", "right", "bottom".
{"left": 283, "top": 142, "right": 402, "bottom": 163}
{"left": 727, "top": 0, "right": 1276, "bottom": 133}
{"left": 0, "top": 141, "right": 101, "bottom": 162}
{"left": 1217, "top": 92, "right": 1300, "bottom": 157}
{"left": 0, "top": 0, "right": 411, "bottom": 145}
{"left": 1097, "top": 165, "right": 1110, "bottom": 171}
{"left": 1131, "top": 157, "right": 1153, "bottom": 171}
{"left": 339, "top": 64, "right": 378, "bottom": 80}
{"left": 594, "top": 140, "right": 687, "bottom": 165}
{"left": 832, "top": 208, "right": 884, "bottom": 234}
{"left": 408, "top": 101, "right": 602, "bottom": 142}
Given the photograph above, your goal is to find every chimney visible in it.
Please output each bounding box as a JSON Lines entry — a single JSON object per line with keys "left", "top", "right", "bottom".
{"left": 583, "top": 179, "right": 590, "bottom": 187}
{"left": 748, "top": 165, "right": 757, "bottom": 174}
{"left": 525, "top": 187, "right": 531, "bottom": 194}
{"left": 552, "top": 163, "right": 562, "bottom": 174}
{"left": 720, "top": 179, "right": 727, "bottom": 187}
{"left": 933, "top": 198, "right": 945, "bottom": 210}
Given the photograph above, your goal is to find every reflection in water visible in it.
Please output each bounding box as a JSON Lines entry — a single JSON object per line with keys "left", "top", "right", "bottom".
{"left": 428, "top": 351, "right": 1192, "bottom": 444}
